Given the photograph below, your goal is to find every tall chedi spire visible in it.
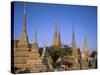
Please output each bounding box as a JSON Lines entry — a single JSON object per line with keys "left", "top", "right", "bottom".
{"left": 42, "top": 34, "right": 53, "bottom": 71}
{"left": 14, "top": 3, "right": 29, "bottom": 73}
{"left": 42, "top": 34, "right": 49, "bottom": 68}
{"left": 18, "top": 2, "right": 28, "bottom": 48}
{"left": 72, "top": 25, "right": 77, "bottom": 57}
{"left": 82, "top": 35, "right": 89, "bottom": 59}
{"left": 23, "top": 2, "right": 26, "bottom": 32}
{"left": 32, "top": 30, "right": 38, "bottom": 50}
{"left": 71, "top": 24, "right": 78, "bottom": 68}
{"left": 27, "top": 30, "right": 46, "bottom": 72}
{"left": 52, "top": 19, "right": 61, "bottom": 49}
{"left": 81, "top": 35, "right": 90, "bottom": 68}
{"left": 41, "top": 34, "right": 47, "bottom": 58}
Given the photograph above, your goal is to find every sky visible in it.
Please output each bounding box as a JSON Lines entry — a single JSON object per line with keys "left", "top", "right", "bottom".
{"left": 13, "top": 2, "right": 97, "bottom": 52}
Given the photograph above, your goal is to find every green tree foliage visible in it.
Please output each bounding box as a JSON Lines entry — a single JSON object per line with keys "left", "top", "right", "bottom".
{"left": 90, "top": 51, "right": 97, "bottom": 58}
{"left": 39, "top": 45, "right": 72, "bottom": 69}
{"left": 47, "top": 45, "right": 72, "bottom": 69}
{"left": 39, "top": 47, "right": 43, "bottom": 56}
{"left": 61, "top": 45, "right": 72, "bottom": 56}
{"left": 46, "top": 45, "right": 72, "bottom": 62}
